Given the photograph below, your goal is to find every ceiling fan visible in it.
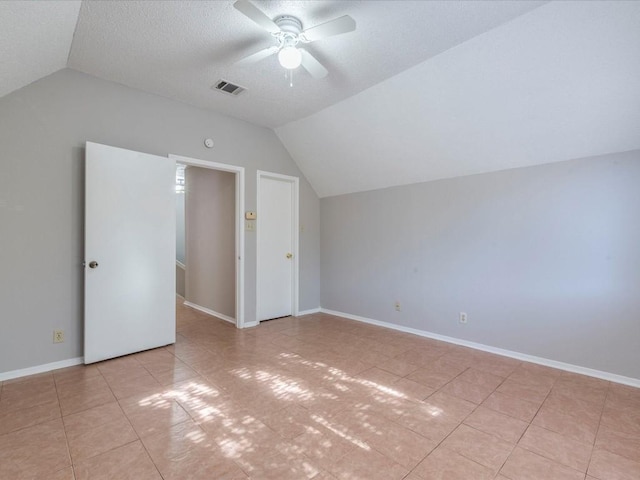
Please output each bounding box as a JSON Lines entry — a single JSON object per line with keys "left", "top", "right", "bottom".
{"left": 233, "top": 0, "right": 356, "bottom": 79}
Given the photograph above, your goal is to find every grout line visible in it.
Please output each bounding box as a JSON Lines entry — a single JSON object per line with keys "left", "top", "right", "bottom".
{"left": 431, "top": 366, "right": 506, "bottom": 475}
{"left": 403, "top": 362, "right": 537, "bottom": 478}
{"left": 585, "top": 382, "right": 611, "bottom": 477}
{"left": 461, "top": 422, "right": 518, "bottom": 478}
{"left": 53, "top": 371, "right": 74, "bottom": 473}
{"left": 136, "top": 431, "right": 166, "bottom": 480}
{"left": 522, "top": 377, "right": 555, "bottom": 427}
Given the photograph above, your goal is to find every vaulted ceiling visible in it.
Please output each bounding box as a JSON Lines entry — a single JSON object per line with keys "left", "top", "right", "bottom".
{"left": 0, "top": 1, "right": 80, "bottom": 98}
{"left": 69, "top": 0, "right": 546, "bottom": 128}
{"left": 277, "top": 1, "right": 640, "bottom": 196}
{"left": 2, "top": 1, "right": 639, "bottom": 197}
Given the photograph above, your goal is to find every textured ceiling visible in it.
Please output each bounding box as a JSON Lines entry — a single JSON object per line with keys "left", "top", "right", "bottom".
{"left": 276, "top": 1, "right": 640, "bottom": 197}
{"left": 0, "top": 1, "right": 80, "bottom": 98}
{"left": 2, "top": 1, "right": 637, "bottom": 200}
{"left": 66, "top": 0, "right": 547, "bottom": 128}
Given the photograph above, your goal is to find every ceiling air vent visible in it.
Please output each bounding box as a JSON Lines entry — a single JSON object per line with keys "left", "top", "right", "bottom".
{"left": 212, "top": 79, "right": 246, "bottom": 96}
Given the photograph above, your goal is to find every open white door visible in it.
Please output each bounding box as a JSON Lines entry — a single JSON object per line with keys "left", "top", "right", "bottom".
{"left": 84, "top": 142, "right": 175, "bottom": 364}
{"left": 257, "top": 172, "right": 299, "bottom": 321}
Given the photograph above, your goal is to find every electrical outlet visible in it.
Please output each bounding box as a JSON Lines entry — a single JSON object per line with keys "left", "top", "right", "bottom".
{"left": 459, "top": 312, "right": 468, "bottom": 324}
{"left": 394, "top": 301, "right": 401, "bottom": 312}
{"left": 53, "top": 330, "right": 64, "bottom": 343}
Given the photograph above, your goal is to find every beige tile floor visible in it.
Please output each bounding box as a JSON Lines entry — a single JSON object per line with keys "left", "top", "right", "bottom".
{"left": 1, "top": 301, "right": 639, "bottom": 479}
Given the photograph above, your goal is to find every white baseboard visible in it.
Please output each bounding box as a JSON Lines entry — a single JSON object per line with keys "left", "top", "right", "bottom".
{"left": 297, "top": 307, "right": 321, "bottom": 316}
{"left": 0, "top": 357, "right": 84, "bottom": 382}
{"left": 320, "top": 308, "right": 640, "bottom": 388}
{"left": 243, "top": 321, "right": 259, "bottom": 328}
{"left": 183, "top": 301, "right": 236, "bottom": 325}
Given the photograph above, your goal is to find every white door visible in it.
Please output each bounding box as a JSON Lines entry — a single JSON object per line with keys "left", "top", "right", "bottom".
{"left": 84, "top": 142, "right": 176, "bottom": 364}
{"left": 257, "top": 174, "right": 298, "bottom": 321}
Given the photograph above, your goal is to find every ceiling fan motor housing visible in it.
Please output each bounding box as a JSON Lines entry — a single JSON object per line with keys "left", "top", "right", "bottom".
{"left": 274, "top": 16, "right": 303, "bottom": 49}
{"left": 274, "top": 15, "right": 303, "bottom": 35}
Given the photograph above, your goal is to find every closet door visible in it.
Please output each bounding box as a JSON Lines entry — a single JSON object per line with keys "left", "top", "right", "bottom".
{"left": 257, "top": 173, "right": 298, "bottom": 321}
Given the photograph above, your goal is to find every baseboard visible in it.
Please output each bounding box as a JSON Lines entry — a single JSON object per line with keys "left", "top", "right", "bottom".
{"left": 0, "top": 357, "right": 84, "bottom": 382}
{"left": 320, "top": 308, "right": 640, "bottom": 388}
{"left": 243, "top": 321, "right": 259, "bottom": 328}
{"left": 297, "top": 307, "right": 321, "bottom": 316}
{"left": 183, "top": 301, "right": 236, "bottom": 325}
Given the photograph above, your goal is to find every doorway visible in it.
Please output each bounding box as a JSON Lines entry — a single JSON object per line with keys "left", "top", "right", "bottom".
{"left": 170, "top": 154, "right": 245, "bottom": 328}
{"left": 256, "top": 170, "right": 299, "bottom": 322}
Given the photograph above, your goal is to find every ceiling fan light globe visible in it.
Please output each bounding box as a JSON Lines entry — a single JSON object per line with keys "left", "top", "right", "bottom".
{"left": 278, "top": 46, "right": 302, "bottom": 69}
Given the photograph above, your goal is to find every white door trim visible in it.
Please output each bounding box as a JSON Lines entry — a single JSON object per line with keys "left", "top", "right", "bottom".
{"left": 169, "top": 154, "right": 246, "bottom": 328}
{"left": 256, "top": 170, "right": 300, "bottom": 319}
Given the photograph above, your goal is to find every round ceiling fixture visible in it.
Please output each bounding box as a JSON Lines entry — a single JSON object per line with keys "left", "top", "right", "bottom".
{"left": 278, "top": 46, "right": 302, "bottom": 69}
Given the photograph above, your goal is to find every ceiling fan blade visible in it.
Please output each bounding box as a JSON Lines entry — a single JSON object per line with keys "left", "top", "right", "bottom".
{"left": 234, "top": 46, "right": 279, "bottom": 66}
{"left": 299, "top": 49, "right": 328, "bottom": 79}
{"left": 301, "top": 15, "right": 356, "bottom": 43}
{"left": 233, "top": 0, "right": 280, "bottom": 34}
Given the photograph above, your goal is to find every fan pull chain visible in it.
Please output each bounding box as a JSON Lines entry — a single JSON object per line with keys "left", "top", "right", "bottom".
{"left": 289, "top": 69, "right": 294, "bottom": 87}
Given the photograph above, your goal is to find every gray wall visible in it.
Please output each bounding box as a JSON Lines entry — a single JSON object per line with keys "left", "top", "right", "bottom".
{"left": 176, "top": 177, "right": 186, "bottom": 297}
{"left": 321, "top": 150, "right": 640, "bottom": 379}
{"left": 176, "top": 184, "right": 185, "bottom": 265}
{"left": 176, "top": 264, "right": 185, "bottom": 298}
{"left": 0, "top": 68, "right": 320, "bottom": 375}
{"left": 185, "top": 167, "right": 235, "bottom": 318}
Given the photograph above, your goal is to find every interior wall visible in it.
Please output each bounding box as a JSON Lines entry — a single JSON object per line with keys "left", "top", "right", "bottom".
{"left": 0, "top": 68, "right": 320, "bottom": 376}
{"left": 175, "top": 175, "right": 186, "bottom": 297}
{"left": 321, "top": 150, "right": 640, "bottom": 380}
{"left": 176, "top": 182, "right": 186, "bottom": 265}
{"left": 176, "top": 263, "right": 185, "bottom": 298}
{"left": 185, "top": 167, "right": 235, "bottom": 318}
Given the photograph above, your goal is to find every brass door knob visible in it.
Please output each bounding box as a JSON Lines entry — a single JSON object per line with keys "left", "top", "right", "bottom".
{"left": 89, "top": 261, "right": 99, "bottom": 269}
{"left": 286, "top": 253, "right": 293, "bottom": 259}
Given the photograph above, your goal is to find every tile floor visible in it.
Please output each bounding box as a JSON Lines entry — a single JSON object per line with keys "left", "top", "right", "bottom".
{"left": 1, "top": 302, "right": 639, "bottom": 479}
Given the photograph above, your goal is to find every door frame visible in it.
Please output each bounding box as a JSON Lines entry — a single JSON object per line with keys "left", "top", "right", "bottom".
{"left": 169, "top": 154, "right": 246, "bottom": 328}
{"left": 256, "top": 170, "right": 300, "bottom": 320}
